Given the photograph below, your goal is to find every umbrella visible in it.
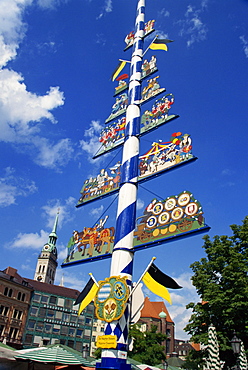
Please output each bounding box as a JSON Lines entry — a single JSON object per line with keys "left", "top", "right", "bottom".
{"left": 207, "top": 324, "right": 221, "bottom": 370}
{"left": 14, "top": 344, "right": 94, "bottom": 366}
{"left": 238, "top": 341, "right": 247, "bottom": 370}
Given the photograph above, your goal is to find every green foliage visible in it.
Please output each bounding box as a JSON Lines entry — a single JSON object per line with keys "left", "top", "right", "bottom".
{"left": 128, "top": 324, "right": 167, "bottom": 365}
{"left": 93, "top": 347, "right": 102, "bottom": 359}
{"left": 184, "top": 217, "right": 248, "bottom": 367}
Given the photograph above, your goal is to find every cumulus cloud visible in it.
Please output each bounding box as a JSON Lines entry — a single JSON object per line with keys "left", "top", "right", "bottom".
{"left": 0, "top": 167, "right": 37, "bottom": 207}
{"left": 240, "top": 35, "right": 248, "bottom": 58}
{"left": 0, "top": 0, "right": 74, "bottom": 170}
{"left": 178, "top": 2, "right": 208, "bottom": 47}
{"left": 6, "top": 229, "right": 49, "bottom": 250}
{"left": 42, "top": 196, "right": 76, "bottom": 229}
{"left": 79, "top": 120, "right": 103, "bottom": 160}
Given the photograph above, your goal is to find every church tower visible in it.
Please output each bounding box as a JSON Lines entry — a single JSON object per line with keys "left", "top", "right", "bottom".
{"left": 34, "top": 211, "right": 59, "bottom": 284}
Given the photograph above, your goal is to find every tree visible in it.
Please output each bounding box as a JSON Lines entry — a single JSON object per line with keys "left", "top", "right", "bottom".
{"left": 184, "top": 217, "right": 248, "bottom": 368}
{"left": 128, "top": 324, "right": 167, "bottom": 365}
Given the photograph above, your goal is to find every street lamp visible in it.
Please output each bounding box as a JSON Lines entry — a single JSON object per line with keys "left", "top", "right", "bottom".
{"left": 230, "top": 332, "right": 241, "bottom": 370}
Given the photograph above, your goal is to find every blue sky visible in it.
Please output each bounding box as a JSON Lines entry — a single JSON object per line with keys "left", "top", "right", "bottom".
{"left": 0, "top": 0, "right": 248, "bottom": 340}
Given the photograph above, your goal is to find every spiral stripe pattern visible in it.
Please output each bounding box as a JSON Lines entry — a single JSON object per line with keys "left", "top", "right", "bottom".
{"left": 98, "top": 2, "right": 145, "bottom": 370}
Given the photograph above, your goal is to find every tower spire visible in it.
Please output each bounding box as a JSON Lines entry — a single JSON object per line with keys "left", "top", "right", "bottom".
{"left": 33, "top": 209, "right": 59, "bottom": 284}
{"left": 48, "top": 208, "right": 59, "bottom": 246}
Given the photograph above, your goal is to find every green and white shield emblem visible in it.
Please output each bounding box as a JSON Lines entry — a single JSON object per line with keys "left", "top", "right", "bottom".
{"left": 94, "top": 276, "right": 129, "bottom": 322}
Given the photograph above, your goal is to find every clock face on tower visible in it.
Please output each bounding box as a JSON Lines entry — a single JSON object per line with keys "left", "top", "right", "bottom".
{"left": 37, "top": 275, "right": 43, "bottom": 282}
{"left": 43, "top": 244, "right": 50, "bottom": 251}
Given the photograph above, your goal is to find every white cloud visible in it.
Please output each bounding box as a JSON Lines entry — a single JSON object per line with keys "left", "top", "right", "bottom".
{"left": 33, "top": 137, "right": 74, "bottom": 169}
{"left": 0, "top": 167, "right": 37, "bottom": 207}
{"left": 90, "top": 204, "right": 104, "bottom": 217}
{"left": 55, "top": 268, "right": 88, "bottom": 291}
{"left": 42, "top": 196, "right": 76, "bottom": 229}
{"left": 240, "top": 35, "right": 248, "bottom": 58}
{"left": 0, "top": 0, "right": 74, "bottom": 170}
{"left": 137, "top": 198, "right": 144, "bottom": 210}
{"left": 178, "top": 3, "right": 208, "bottom": 47}
{"left": 6, "top": 229, "right": 49, "bottom": 250}
{"left": 160, "top": 9, "right": 170, "bottom": 18}
{"left": 79, "top": 120, "right": 103, "bottom": 160}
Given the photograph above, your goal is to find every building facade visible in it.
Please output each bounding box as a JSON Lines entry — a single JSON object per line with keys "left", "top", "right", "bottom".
{"left": 138, "top": 297, "right": 175, "bottom": 356}
{"left": 0, "top": 267, "right": 33, "bottom": 349}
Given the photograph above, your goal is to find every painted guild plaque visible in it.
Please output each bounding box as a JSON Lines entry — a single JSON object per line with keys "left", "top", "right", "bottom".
{"left": 94, "top": 94, "right": 178, "bottom": 159}
{"left": 77, "top": 162, "right": 121, "bottom": 206}
{"left": 133, "top": 191, "right": 210, "bottom": 250}
{"left": 138, "top": 132, "right": 196, "bottom": 181}
{"left": 113, "top": 55, "right": 158, "bottom": 97}
{"left": 62, "top": 191, "right": 209, "bottom": 267}
{"left": 64, "top": 216, "right": 115, "bottom": 265}
{"left": 79, "top": 133, "right": 195, "bottom": 205}
{"left": 105, "top": 93, "right": 128, "bottom": 124}
{"left": 141, "top": 76, "right": 165, "bottom": 104}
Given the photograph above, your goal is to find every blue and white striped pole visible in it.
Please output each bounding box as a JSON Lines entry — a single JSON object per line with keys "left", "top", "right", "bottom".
{"left": 98, "top": 1, "right": 145, "bottom": 370}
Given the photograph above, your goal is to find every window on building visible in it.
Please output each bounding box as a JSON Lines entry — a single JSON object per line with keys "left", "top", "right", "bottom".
{"left": 67, "top": 340, "right": 74, "bottom": 348}
{"left": 17, "top": 292, "right": 22, "bottom": 300}
{"left": 87, "top": 304, "right": 94, "bottom": 312}
{"left": 41, "top": 295, "right": 49, "bottom": 304}
{"left": 55, "top": 311, "right": 62, "bottom": 320}
{"left": 75, "top": 341, "right": 82, "bottom": 352}
{"left": 0, "top": 325, "right": 5, "bottom": 336}
{"left": 65, "top": 299, "right": 73, "bottom": 310}
{"left": 24, "top": 334, "right": 33, "bottom": 344}
{"left": 13, "top": 309, "right": 22, "bottom": 320}
{"left": 63, "top": 313, "right": 70, "bottom": 322}
{"left": 47, "top": 310, "right": 54, "bottom": 318}
{"left": 9, "top": 327, "right": 19, "bottom": 339}
{"left": 0, "top": 305, "right": 9, "bottom": 316}
{"left": 60, "top": 339, "right": 66, "bottom": 345}
{"left": 21, "top": 293, "right": 25, "bottom": 301}
{"left": 78, "top": 316, "right": 85, "bottom": 325}
{"left": 49, "top": 296, "right": 57, "bottom": 305}
{"left": 39, "top": 307, "right": 46, "bottom": 318}
{"left": 43, "top": 339, "right": 50, "bottom": 346}
{"left": 53, "top": 325, "right": 60, "bottom": 335}
{"left": 76, "top": 329, "right": 83, "bottom": 337}
{"left": 92, "top": 336, "right": 96, "bottom": 342}
{"left": 93, "top": 326, "right": 97, "bottom": 331}
{"left": 4, "top": 287, "right": 13, "bottom": 297}
{"left": 166, "top": 329, "right": 171, "bottom": 336}
{"left": 70, "top": 315, "right": 77, "bottom": 323}
{"left": 45, "top": 324, "right": 52, "bottom": 333}
{"left": 85, "top": 317, "right": 92, "bottom": 325}
{"left": 33, "top": 293, "right": 41, "bottom": 302}
{"left": 68, "top": 328, "right": 75, "bottom": 337}
{"left": 100, "top": 327, "right": 104, "bottom": 332}
{"left": 30, "top": 307, "right": 38, "bottom": 316}
{"left": 27, "top": 320, "right": 36, "bottom": 330}
{"left": 61, "top": 326, "right": 68, "bottom": 336}
{"left": 36, "top": 322, "right": 44, "bottom": 332}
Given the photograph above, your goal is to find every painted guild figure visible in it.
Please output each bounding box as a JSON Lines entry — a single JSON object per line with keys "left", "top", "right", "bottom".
{"left": 78, "top": 162, "right": 121, "bottom": 204}
{"left": 71, "top": 219, "right": 115, "bottom": 258}
{"left": 141, "top": 93, "right": 174, "bottom": 131}
{"left": 144, "top": 19, "right": 155, "bottom": 34}
{"left": 111, "top": 93, "right": 128, "bottom": 115}
{"left": 99, "top": 117, "right": 126, "bottom": 150}
{"left": 115, "top": 79, "right": 127, "bottom": 94}
{"left": 124, "top": 31, "right": 135, "bottom": 47}
{"left": 141, "top": 76, "right": 161, "bottom": 101}
{"left": 138, "top": 133, "right": 193, "bottom": 178}
{"left": 141, "top": 55, "right": 157, "bottom": 78}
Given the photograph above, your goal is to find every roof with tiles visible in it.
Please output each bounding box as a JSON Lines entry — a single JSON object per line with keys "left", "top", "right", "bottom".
{"left": 140, "top": 297, "right": 174, "bottom": 323}
{"left": 1, "top": 266, "right": 80, "bottom": 300}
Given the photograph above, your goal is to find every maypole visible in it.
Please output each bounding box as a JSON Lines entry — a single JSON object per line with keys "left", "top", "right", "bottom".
{"left": 97, "top": 2, "right": 145, "bottom": 370}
